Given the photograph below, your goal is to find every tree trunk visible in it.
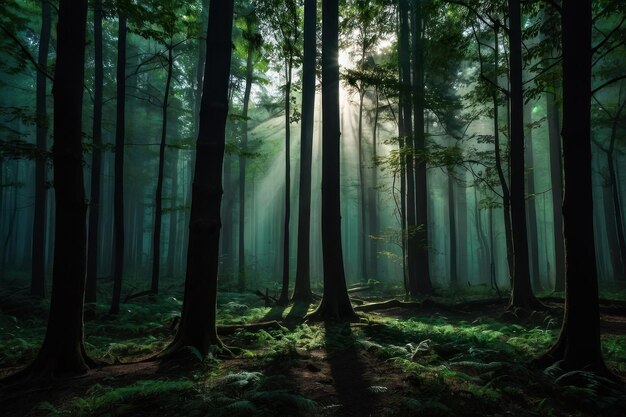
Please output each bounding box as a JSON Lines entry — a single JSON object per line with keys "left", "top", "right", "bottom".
{"left": 20, "top": 0, "right": 92, "bottom": 376}
{"left": 166, "top": 150, "right": 179, "bottom": 278}
{"left": 239, "top": 28, "right": 255, "bottom": 292}
{"left": 524, "top": 103, "right": 542, "bottom": 292}
{"left": 31, "top": 0, "right": 52, "bottom": 298}
{"left": 536, "top": 0, "right": 614, "bottom": 378}
{"left": 86, "top": 0, "right": 103, "bottom": 304}
{"left": 368, "top": 87, "right": 380, "bottom": 278}
{"left": 358, "top": 89, "right": 367, "bottom": 282}
{"left": 110, "top": 15, "right": 127, "bottom": 316}
{"left": 293, "top": 0, "right": 316, "bottom": 303}
{"left": 160, "top": 0, "right": 234, "bottom": 357}
{"left": 448, "top": 168, "right": 457, "bottom": 285}
{"left": 399, "top": 0, "right": 419, "bottom": 297}
{"left": 411, "top": 0, "right": 432, "bottom": 295}
{"left": 151, "top": 45, "right": 174, "bottom": 295}
{"left": 308, "top": 0, "right": 357, "bottom": 321}
{"left": 278, "top": 60, "right": 293, "bottom": 305}
{"left": 508, "top": 0, "right": 538, "bottom": 309}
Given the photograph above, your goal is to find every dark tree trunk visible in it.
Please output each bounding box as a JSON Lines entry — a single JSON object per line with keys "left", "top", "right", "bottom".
{"left": 308, "top": 0, "right": 357, "bottom": 322}
{"left": 160, "top": 0, "right": 234, "bottom": 357}
{"left": 524, "top": 103, "right": 542, "bottom": 292}
{"left": 293, "top": 0, "right": 316, "bottom": 303}
{"left": 543, "top": 17, "right": 566, "bottom": 292}
{"left": 368, "top": 87, "right": 380, "bottom": 278}
{"left": 86, "top": 0, "right": 104, "bottom": 304}
{"left": 536, "top": 0, "right": 615, "bottom": 378}
{"left": 151, "top": 45, "right": 174, "bottom": 295}
{"left": 491, "top": 26, "right": 514, "bottom": 281}
{"left": 448, "top": 169, "right": 457, "bottom": 285}
{"left": 18, "top": 0, "right": 92, "bottom": 376}
{"left": 606, "top": 97, "right": 626, "bottom": 280}
{"left": 166, "top": 149, "right": 179, "bottom": 278}
{"left": 110, "top": 15, "right": 127, "bottom": 316}
{"left": 411, "top": 0, "right": 432, "bottom": 295}
{"left": 278, "top": 60, "right": 293, "bottom": 305}
{"left": 239, "top": 28, "right": 255, "bottom": 292}
{"left": 508, "top": 0, "right": 538, "bottom": 309}
{"left": 399, "top": 0, "right": 419, "bottom": 297}
{"left": 358, "top": 88, "right": 367, "bottom": 282}
{"left": 31, "top": 0, "right": 52, "bottom": 298}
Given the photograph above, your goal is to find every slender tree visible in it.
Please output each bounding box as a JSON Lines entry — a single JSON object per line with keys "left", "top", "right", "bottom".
{"left": 31, "top": 0, "right": 52, "bottom": 298}
{"left": 160, "top": 0, "right": 235, "bottom": 357}
{"left": 110, "top": 13, "right": 127, "bottom": 316}
{"left": 508, "top": 0, "right": 540, "bottom": 309}
{"left": 86, "top": 0, "right": 104, "bottom": 304}
{"left": 293, "top": 0, "right": 316, "bottom": 303}
{"left": 308, "top": 0, "right": 357, "bottom": 322}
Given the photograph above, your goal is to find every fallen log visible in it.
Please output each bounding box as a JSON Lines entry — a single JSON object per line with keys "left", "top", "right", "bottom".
{"left": 354, "top": 299, "right": 422, "bottom": 312}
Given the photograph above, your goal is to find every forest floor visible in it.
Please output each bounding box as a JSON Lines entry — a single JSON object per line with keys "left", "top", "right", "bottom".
{"left": 0, "top": 282, "right": 625, "bottom": 416}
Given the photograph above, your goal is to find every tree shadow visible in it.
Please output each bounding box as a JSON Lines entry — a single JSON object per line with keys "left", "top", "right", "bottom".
{"left": 324, "top": 323, "right": 375, "bottom": 416}
{"left": 262, "top": 305, "right": 286, "bottom": 321}
{"left": 285, "top": 301, "right": 311, "bottom": 323}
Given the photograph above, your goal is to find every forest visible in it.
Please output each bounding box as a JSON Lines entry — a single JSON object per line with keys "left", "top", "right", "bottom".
{"left": 0, "top": 0, "right": 625, "bottom": 415}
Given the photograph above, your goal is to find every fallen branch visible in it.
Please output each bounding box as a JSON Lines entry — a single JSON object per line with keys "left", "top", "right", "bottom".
{"left": 217, "top": 320, "right": 286, "bottom": 336}
{"left": 354, "top": 299, "right": 422, "bottom": 312}
{"left": 123, "top": 290, "right": 154, "bottom": 303}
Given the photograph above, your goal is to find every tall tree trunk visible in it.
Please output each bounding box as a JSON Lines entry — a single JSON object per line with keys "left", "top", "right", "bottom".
{"left": 151, "top": 45, "right": 174, "bottom": 295}
{"left": 17, "top": 0, "right": 92, "bottom": 377}
{"left": 278, "top": 60, "right": 293, "bottom": 305}
{"left": 411, "top": 0, "right": 432, "bottom": 294}
{"left": 293, "top": 0, "right": 316, "bottom": 303}
{"left": 606, "top": 96, "right": 626, "bottom": 280}
{"left": 86, "top": 0, "right": 103, "bottom": 304}
{"left": 524, "top": 103, "right": 542, "bottom": 292}
{"left": 536, "top": 0, "right": 614, "bottom": 378}
{"left": 399, "top": 0, "right": 418, "bottom": 297}
{"left": 358, "top": 89, "right": 367, "bottom": 281}
{"left": 166, "top": 150, "right": 179, "bottom": 278}
{"left": 508, "top": 0, "right": 538, "bottom": 309}
{"left": 448, "top": 168, "right": 457, "bottom": 285}
{"left": 491, "top": 26, "right": 514, "bottom": 281}
{"left": 368, "top": 87, "right": 380, "bottom": 278}
{"left": 110, "top": 15, "right": 127, "bottom": 316}
{"left": 160, "top": 0, "right": 234, "bottom": 357}
{"left": 543, "top": 17, "right": 565, "bottom": 293}
{"left": 238, "top": 28, "right": 255, "bottom": 292}
{"left": 308, "top": 0, "right": 356, "bottom": 321}
{"left": 31, "top": 0, "right": 52, "bottom": 298}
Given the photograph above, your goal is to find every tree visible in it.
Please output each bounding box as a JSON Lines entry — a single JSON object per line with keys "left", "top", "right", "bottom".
{"left": 237, "top": 7, "right": 262, "bottom": 293}
{"left": 31, "top": 0, "right": 52, "bottom": 298}
{"left": 308, "top": 0, "right": 358, "bottom": 322}
{"left": 110, "top": 12, "right": 127, "bottom": 316}
{"left": 7, "top": 0, "right": 93, "bottom": 378}
{"left": 536, "top": 0, "right": 616, "bottom": 379}
{"left": 86, "top": 0, "right": 104, "bottom": 304}
{"left": 293, "top": 0, "right": 316, "bottom": 303}
{"left": 160, "top": 0, "right": 235, "bottom": 357}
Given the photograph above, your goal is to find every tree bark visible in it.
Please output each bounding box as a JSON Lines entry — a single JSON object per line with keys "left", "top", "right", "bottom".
{"left": 279, "top": 59, "right": 293, "bottom": 305}
{"left": 31, "top": 0, "right": 52, "bottom": 298}
{"left": 524, "top": 103, "right": 542, "bottom": 292}
{"left": 160, "top": 0, "right": 234, "bottom": 357}
{"left": 448, "top": 168, "right": 457, "bottom": 285}
{"left": 293, "top": 0, "right": 316, "bottom": 303}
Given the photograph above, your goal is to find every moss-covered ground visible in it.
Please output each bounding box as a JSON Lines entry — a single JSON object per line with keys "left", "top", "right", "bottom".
{"left": 0, "top": 283, "right": 625, "bottom": 416}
